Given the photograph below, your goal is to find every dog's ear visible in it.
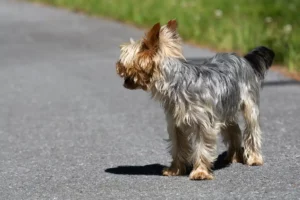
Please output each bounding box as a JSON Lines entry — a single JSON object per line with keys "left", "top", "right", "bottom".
{"left": 129, "top": 37, "right": 135, "bottom": 44}
{"left": 167, "top": 19, "right": 178, "bottom": 32}
{"left": 143, "top": 22, "right": 161, "bottom": 50}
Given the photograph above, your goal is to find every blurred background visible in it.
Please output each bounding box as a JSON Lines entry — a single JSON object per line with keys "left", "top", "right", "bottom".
{"left": 30, "top": 0, "right": 300, "bottom": 73}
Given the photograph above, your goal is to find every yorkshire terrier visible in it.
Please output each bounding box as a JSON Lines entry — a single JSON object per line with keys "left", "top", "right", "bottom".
{"left": 116, "top": 20, "right": 275, "bottom": 180}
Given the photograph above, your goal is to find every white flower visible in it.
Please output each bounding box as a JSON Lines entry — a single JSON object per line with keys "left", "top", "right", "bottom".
{"left": 265, "top": 17, "right": 272, "bottom": 23}
{"left": 288, "top": 4, "right": 296, "bottom": 11}
{"left": 181, "top": 1, "right": 188, "bottom": 8}
{"left": 214, "top": 9, "right": 223, "bottom": 18}
{"left": 194, "top": 15, "right": 201, "bottom": 21}
{"left": 180, "top": 1, "right": 194, "bottom": 7}
{"left": 283, "top": 24, "right": 292, "bottom": 34}
{"left": 234, "top": 5, "right": 240, "bottom": 11}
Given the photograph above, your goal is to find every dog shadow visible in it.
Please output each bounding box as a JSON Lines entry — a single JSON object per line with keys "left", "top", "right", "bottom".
{"left": 105, "top": 163, "right": 165, "bottom": 176}
{"left": 105, "top": 151, "right": 230, "bottom": 176}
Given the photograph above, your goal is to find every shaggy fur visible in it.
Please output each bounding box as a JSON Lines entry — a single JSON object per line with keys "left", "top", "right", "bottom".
{"left": 116, "top": 20, "right": 275, "bottom": 180}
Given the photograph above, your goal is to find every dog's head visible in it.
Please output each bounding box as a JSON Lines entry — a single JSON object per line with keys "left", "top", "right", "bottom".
{"left": 116, "top": 19, "right": 184, "bottom": 91}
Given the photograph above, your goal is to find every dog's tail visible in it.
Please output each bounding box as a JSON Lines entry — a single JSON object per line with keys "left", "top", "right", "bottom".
{"left": 244, "top": 46, "right": 275, "bottom": 80}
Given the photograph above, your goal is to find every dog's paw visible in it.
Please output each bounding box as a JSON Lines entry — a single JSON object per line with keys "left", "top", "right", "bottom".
{"left": 225, "top": 149, "right": 244, "bottom": 164}
{"left": 162, "top": 166, "right": 184, "bottom": 176}
{"left": 189, "top": 168, "right": 214, "bottom": 180}
{"left": 244, "top": 153, "right": 263, "bottom": 166}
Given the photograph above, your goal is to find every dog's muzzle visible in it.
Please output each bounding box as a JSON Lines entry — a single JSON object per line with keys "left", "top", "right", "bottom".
{"left": 116, "top": 60, "right": 126, "bottom": 77}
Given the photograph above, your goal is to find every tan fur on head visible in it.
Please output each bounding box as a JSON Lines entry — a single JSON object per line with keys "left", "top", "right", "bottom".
{"left": 115, "top": 19, "right": 185, "bottom": 91}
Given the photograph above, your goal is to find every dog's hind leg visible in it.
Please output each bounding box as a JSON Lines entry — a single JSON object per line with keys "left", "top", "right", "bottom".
{"left": 162, "top": 115, "right": 190, "bottom": 176}
{"left": 242, "top": 99, "right": 263, "bottom": 166}
{"left": 221, "top": 122, "right": 243, "bottom": 163}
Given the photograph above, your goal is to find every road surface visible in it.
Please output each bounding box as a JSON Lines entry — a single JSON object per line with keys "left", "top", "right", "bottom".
{"left": 0, "top": 0, "right": 300, "bottom": 199}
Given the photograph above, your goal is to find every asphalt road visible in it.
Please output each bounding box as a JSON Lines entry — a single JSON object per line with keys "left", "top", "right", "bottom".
{"left": 1, "top": 0, "right": 300, "bottom": 199}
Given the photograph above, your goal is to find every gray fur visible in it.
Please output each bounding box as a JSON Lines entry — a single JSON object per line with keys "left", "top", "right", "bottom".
{"left": 151, "top": 47, "right": 274, "bottom": 176}
{"left": 157, "top": 53, "right": 259, "bottom": 121}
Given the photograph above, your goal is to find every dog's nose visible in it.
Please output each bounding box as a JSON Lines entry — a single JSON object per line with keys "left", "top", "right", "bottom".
{"left": 123, "top": 78, "right": 132, "bottom": 89}
{"left": 124, "top": 78, "right": 130, "bottom": 84}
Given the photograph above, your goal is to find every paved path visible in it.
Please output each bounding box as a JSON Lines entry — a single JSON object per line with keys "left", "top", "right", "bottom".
{"left": 1, "top": 0, "right": 300, "bottom": 199}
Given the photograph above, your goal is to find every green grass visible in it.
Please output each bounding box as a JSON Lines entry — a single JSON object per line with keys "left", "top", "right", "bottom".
{"left": 31, "top": 0, "right": 300, "bottom": 71}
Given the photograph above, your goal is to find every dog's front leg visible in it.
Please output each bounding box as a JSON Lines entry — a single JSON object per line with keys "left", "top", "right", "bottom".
{"left": 162, "top": 117, "right": 189, "bottom": 176}
{"left": 189, "top": 124, "right": 218, "bottom": 180}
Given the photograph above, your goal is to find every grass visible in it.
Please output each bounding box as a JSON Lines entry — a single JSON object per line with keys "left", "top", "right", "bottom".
{"left": 30, "top": 0, "right": 300, "bottom": 71}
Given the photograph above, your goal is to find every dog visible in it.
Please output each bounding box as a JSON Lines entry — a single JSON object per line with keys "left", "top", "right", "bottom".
{"left": 116, "top": 19, "right": 275, "bottom": 180}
